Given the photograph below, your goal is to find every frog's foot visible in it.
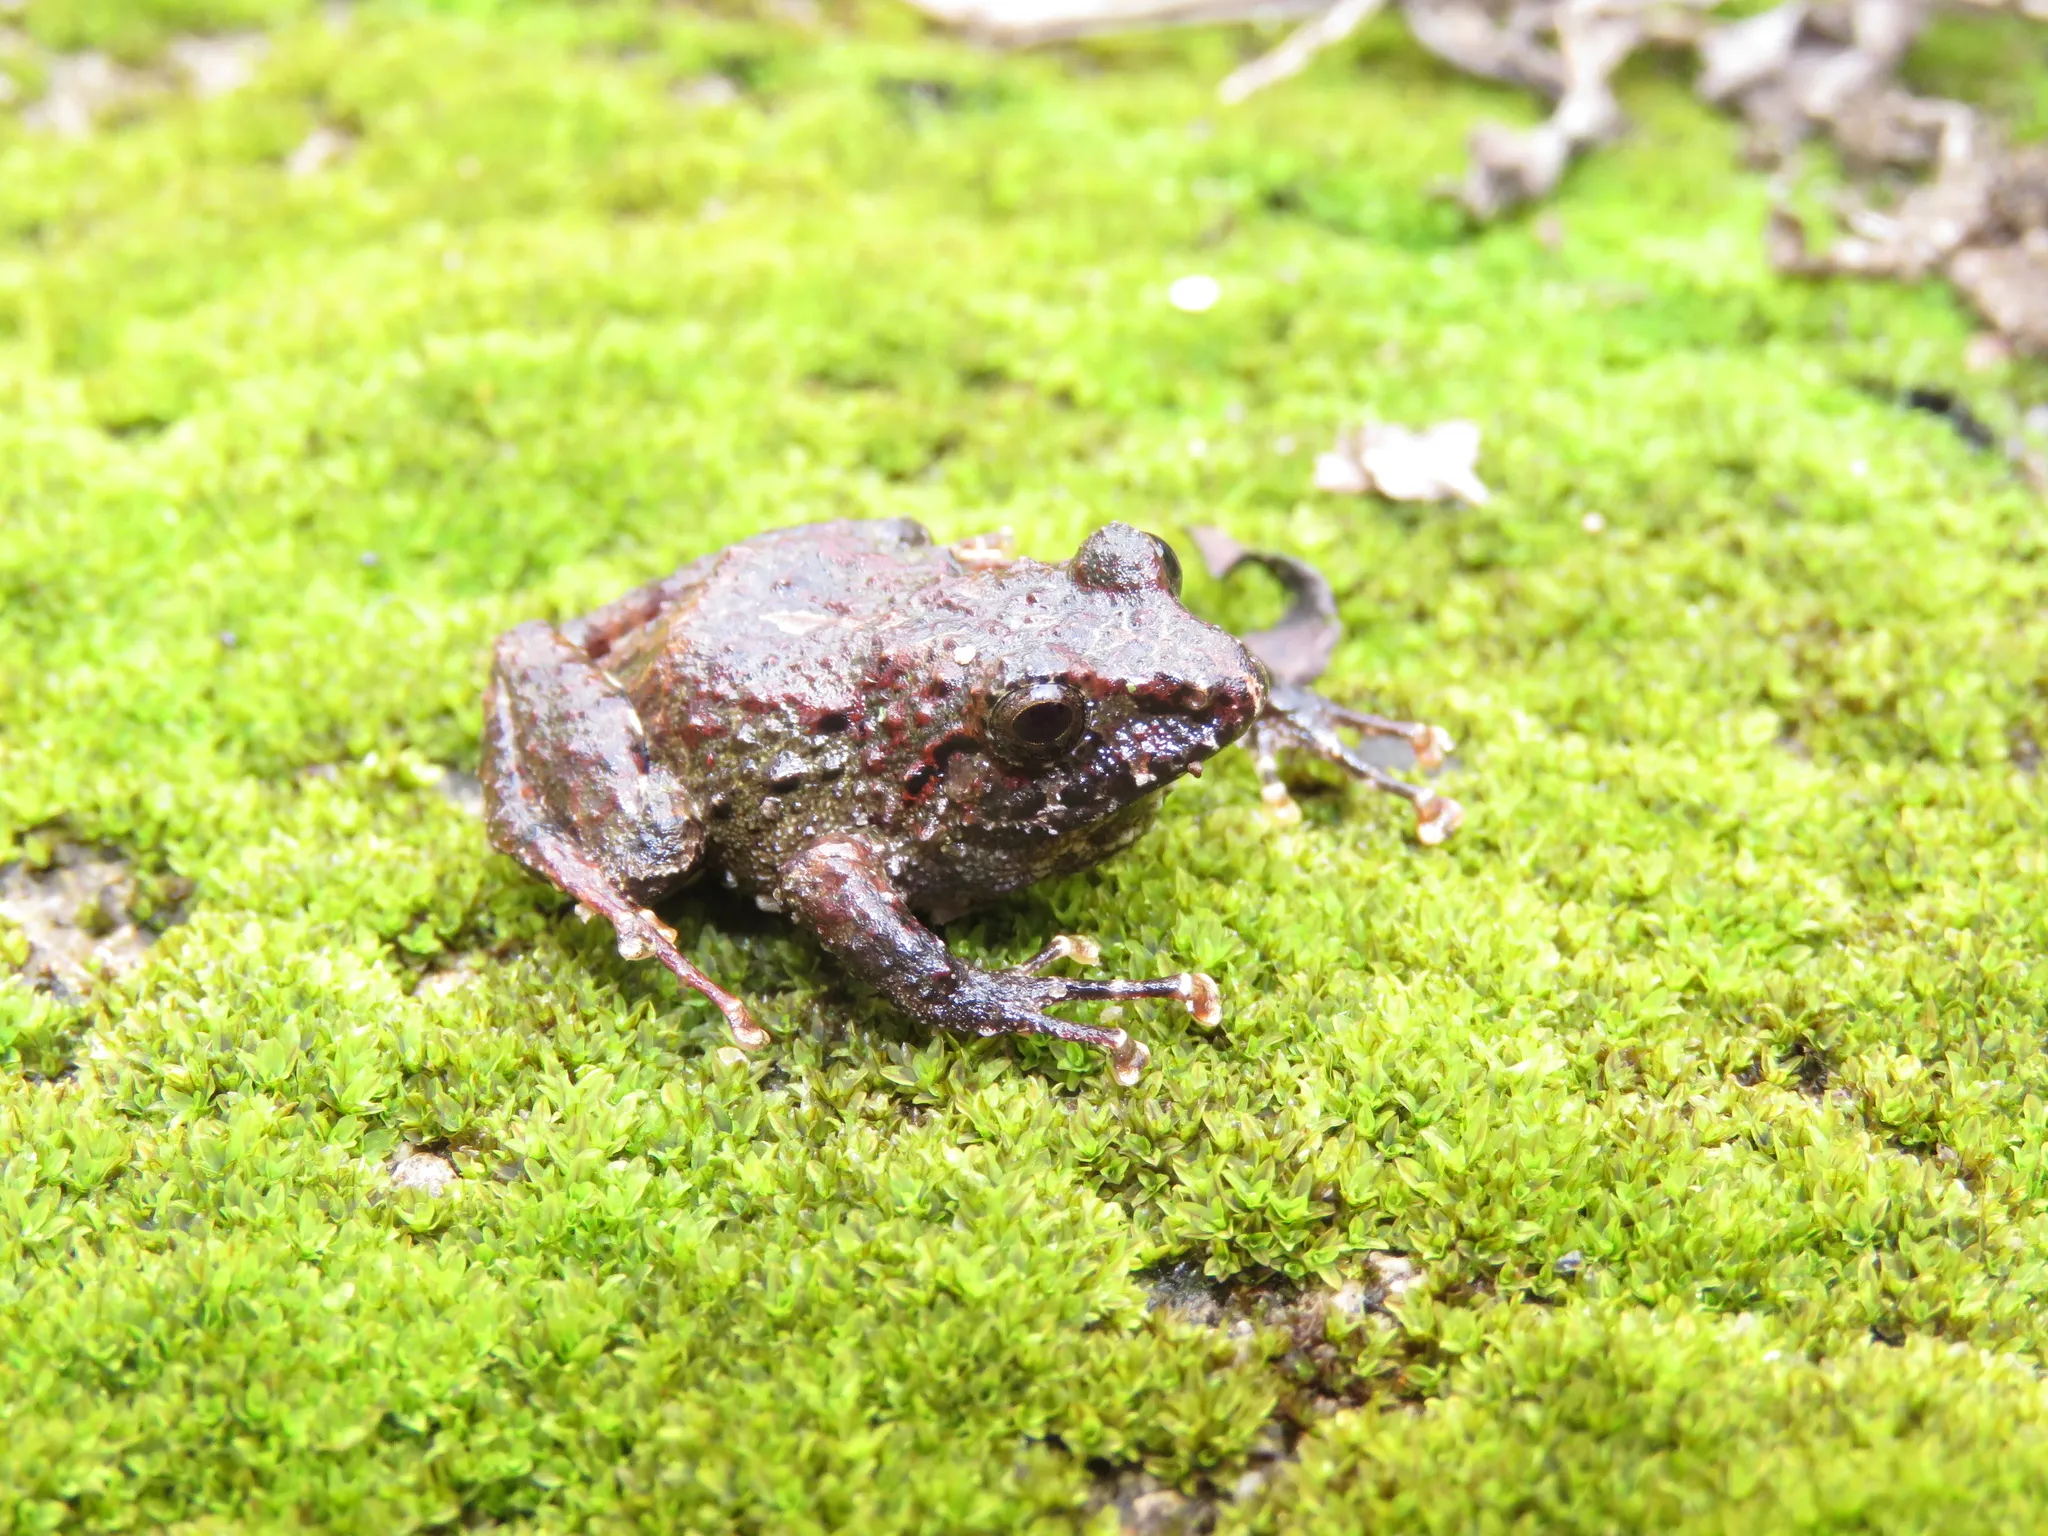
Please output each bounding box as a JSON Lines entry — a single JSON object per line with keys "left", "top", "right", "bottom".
{"left": 606, "top": 900, "right": 769, "bottom": 1050}
{"left": 537, "top": 844, "right": 766, "bottom": 1049}
{"left": 1013, "top": 967, "right": 1224, "bottom": 1031}
{"left": 948, "top": 960, "right": 1220, "bottom": 1084}
{"left": 1253, "top": 690, "right": 1464, "bottom": 845}
{"left": 780, "top": 836, "right": 1214, "bottom": 1086}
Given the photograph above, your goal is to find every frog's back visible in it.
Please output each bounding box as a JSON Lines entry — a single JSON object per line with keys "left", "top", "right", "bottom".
{"left": 596, "top": 518, "right": 945, "bottom": 764}
{"left": 687, "top": 517, "right": 950, "bottom": 641}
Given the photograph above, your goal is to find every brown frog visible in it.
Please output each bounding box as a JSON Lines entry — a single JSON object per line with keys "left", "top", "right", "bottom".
{"left": 482, "top": 519, "right": 1460, "bottom": 1084}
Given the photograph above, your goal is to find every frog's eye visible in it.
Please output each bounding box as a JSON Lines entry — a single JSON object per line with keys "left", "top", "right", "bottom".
{"left": 992, "top": 681, "right": 1085, "bottom": 758}
{"left": 1074, "top": 523, "right": 1183, "bottom": 597}
{"left": 1144, "top": 533, "right": 1183, "bottom": 598}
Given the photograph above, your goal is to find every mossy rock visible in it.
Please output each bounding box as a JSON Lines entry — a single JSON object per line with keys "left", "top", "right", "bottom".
{"left": 2, "top": 2, "right": 2047, "bottom": 1531}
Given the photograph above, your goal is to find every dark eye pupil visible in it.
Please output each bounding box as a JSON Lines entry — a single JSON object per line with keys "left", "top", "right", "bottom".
{"left": 1146, "top": 534, "right": 1183, "bottom": 598}
{"left": 1012, "top": 700, "right": 1075, "bottom": 746}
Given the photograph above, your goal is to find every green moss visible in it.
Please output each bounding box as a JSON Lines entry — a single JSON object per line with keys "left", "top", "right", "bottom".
{"left": 20, "top": 0, "right": 314, "bottom": 62}
{"left": 2, "top": 3, "right": 2047, "bottom": 1531}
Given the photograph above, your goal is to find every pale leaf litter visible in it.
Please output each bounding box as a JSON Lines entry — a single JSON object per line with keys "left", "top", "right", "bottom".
{"left": 1166, "top": 268, "right": 1490, "bottom": 506}
{"left": 3, "top": 21, "right": 354, "bottom": 176}
{"left": 11, "top": 31, "right": 267, "bottom": 137}
{"left": 905, "top": 0, "right": 2048, "bottom": 369}
{"left": 1314, "top": 416, "right": 1493, "bottom": 504}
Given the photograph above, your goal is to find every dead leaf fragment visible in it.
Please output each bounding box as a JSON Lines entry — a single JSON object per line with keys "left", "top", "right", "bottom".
{"left": 286, "top": 124, "right": 355, "bottom": 178}
{"left": 1187, "top": 524, "right": 1342, "bottom": 685}
{"left": 672, "top": 73, "right": 742, "bottom": 108}
{"left": 1950, "top": 244, "right": 2048, "bottom": 356}
{"left": 1314, "top": 417, "right": 1491, "bottom": 505}
{"left": 19, "top": 51, "right": 152, "bottom": 137}
{"left": 166, "top": 32, "right": 267, "bottom": 100}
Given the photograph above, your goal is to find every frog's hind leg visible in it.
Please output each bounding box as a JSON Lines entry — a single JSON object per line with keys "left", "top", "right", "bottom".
{"left": 482, "top": 621, "right": 766, "bottom": 1050}
{"left": 1258, "top": 683, "right": 1463, "bottom": 846}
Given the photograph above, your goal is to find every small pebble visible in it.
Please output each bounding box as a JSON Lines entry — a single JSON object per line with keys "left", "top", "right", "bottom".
{"left": 1582, "top": 511, "right": 1606, "bottom": 534}
{"left": 673, "top": 73, "right": 741, "bottom": 108}
{"left": 1168, "top": 274, "right": 1219, "bottom": 313}
{"left": 390, "top": 1151, "right": 457, "bottom": 1195}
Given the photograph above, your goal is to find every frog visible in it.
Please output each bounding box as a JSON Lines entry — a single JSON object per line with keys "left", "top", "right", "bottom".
{"left": 481, "top": 518, "right": 1461, "bottom": 1085}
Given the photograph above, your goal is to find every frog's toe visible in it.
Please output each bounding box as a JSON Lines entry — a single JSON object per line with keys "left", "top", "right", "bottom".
{"left": 1259, "top": 779, "right": 1304, "bottom": 826}
{"left": 724, "top": 1009, "right": 772, "bottom": 1050}
{"left": 1415, "top": 792, "right": 1464, "bottom": 846}
{"left": 1109, "top": 1031, "right": 1150, "bottom": 1087}
{"left": 1020, "top": 933, "right": 1102, "bottom": 973}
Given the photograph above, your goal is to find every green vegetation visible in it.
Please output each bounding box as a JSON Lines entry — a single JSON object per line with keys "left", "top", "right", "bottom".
{"left": 3, "top": 2, "right": 2046, "bottom": 1530}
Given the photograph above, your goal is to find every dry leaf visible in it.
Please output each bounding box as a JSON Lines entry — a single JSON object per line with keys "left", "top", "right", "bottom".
{"left": 1313, "top": 418, "right": 1492, "bottom": 505}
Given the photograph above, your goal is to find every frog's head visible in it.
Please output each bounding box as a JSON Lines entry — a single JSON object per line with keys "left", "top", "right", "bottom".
{"left": 938, "top": 523, "right": 1268, "bottom": 849}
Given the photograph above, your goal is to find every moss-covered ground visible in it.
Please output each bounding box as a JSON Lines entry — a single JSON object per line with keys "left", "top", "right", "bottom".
{"left": 4, "top": 2, "right": 2048, "bottom": 1530}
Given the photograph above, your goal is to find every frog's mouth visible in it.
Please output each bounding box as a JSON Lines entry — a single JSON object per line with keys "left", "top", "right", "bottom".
{"left": 1092, "top": 669, "right": 1264, "bottom": 800}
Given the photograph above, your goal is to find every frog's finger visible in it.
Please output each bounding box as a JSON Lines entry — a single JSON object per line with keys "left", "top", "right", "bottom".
{"left": 1250, "top": 723, "right": 1305, "bottom": 826}
{"left": 1040, "top": 971, "right": 1223, "bottom": 1030}
{"left": 1320, "top": 706, "right": 1455, "bottom": 771}
{"left": 512, "top": 823, "right": 765, "bottom": 1049}
{"left": 614, "top": 905, "right": 769, "bottom": 1049}
{"left": 1018, "top": 933, "right": 1102, "bottom": 973}
{"left": 1022, "top": 1014, "right": 1151, "bottom": 1086}
{"left": 1256, "top": 683, "right": 1464, "bottom": 845}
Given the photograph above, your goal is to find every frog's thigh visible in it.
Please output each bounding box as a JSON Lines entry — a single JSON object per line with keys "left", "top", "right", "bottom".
{"left": 482, "top": 621, "right": 704, "bottom": 902}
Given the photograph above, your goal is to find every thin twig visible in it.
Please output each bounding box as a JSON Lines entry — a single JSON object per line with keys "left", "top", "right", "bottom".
{"left": 1218, "top": 0, "right": 1388, "bottom": 103}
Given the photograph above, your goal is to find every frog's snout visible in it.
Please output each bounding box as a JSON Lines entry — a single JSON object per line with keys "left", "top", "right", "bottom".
{"left": 1199, "top": 640, "right": 1268, "bottom": 750}
{"left": 1151, "top": 653, "right": 1264, "bottom": 779}
{"left": 1206, "top": 672, "right": 1263, "bottom": 749}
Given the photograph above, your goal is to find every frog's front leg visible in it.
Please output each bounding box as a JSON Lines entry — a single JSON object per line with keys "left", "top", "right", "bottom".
{"left": 1187, "top": 525, "right": 1463, "bottom": 845}
{"left": 482, "top": 620, "right": 767, "bottom": 1049}
{"left": 1254, "top": 682, "right": 1464, "bottom": 845}
{"left": 778, "top": 836, "right": 1220, "bottom": 1085}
